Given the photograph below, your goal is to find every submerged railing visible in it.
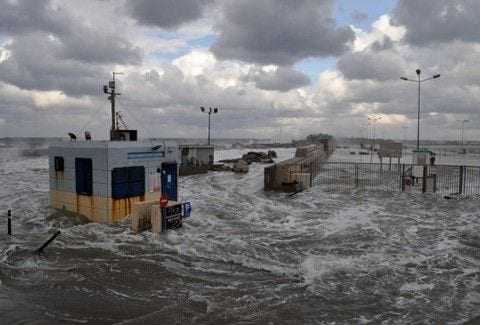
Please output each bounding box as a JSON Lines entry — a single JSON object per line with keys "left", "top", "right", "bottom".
{"left": 266, "top": 161, "right": 480, "bottom": 198}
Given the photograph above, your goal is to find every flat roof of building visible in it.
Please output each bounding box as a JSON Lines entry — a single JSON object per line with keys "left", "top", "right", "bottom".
{"left": 49, "top": 139, "right": 177, "bottom": 149}
{"left": 179, "top": 144, "right": 214, "bottom": 149}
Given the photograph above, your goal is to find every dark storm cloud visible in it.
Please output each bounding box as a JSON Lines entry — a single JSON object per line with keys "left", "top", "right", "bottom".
{"left": 0, "top": 0, "right": 65, "bottom": 35}
{"left": 211, "top": 0, "right": 355, "bottom": 65}
{"left": 0, "top": 33, "right": 112, "bottom": 96}
{"left": 244, "top": 66, "right": 310, "bottom": 92}
{"left": 392, "top": 0, "right": 480, "bottom": 45}
{"left": 337, "top": 48, "right": 406, "bottom": 81}
{"left": 370, "top": 36, "right": 394, "bottom": 52}
{"left": 0, "top": 0, "right": 141, "bottom": 96}
{"left": 0, "top": 0, "right": 141, "bottom": 65}
{"left": 127, "top": 0, "right": 211, "bottom": 29}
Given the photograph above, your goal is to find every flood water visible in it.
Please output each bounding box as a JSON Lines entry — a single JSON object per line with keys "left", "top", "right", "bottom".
{"left": 1, "top": 140, "right": 480, "bottom": 324}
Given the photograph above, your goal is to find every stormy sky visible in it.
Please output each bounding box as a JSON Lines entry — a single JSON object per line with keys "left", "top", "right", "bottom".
{"left": 0, "top": 0, "right": 478, "bottom": 141}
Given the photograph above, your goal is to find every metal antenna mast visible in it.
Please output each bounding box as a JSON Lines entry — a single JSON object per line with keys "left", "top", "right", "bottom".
{"left": 103, "top": 72, "right": 123, "bottom": 132}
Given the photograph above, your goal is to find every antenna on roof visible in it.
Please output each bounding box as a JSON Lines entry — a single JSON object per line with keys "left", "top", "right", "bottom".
{"left": 103, "top": 72, "right": 123, "bottom": 132}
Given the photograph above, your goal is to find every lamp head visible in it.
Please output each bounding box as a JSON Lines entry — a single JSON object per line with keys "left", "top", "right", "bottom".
{"left": 200, "top": 106, "right": 205, "bottom": 112}
{"left": 416, "top": 69, "right": 421, "bottom": 75}
{"left": 213, "top": 108, "right": 218, "bottom": 113}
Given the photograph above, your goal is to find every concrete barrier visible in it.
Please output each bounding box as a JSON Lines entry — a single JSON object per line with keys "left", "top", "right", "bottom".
{"left": 264, "top": 144, "right": 330, "bottom": 192}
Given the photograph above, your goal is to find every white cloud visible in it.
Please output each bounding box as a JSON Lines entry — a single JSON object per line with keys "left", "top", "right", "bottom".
{"left": 352, "top": 15, "right": 406, "bottom": 52}
{"left": 32, "top": 90, "right": 66, "bottom": 107}
{"left": 173, "top": 49, "right": 217, "bottom": 78}
{"left": 0, "top": 1, "right": 479, "bottom": 141}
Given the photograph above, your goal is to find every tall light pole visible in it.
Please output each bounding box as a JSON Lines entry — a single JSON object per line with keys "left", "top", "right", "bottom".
{"left": 400, "top": 69, "right": 440, "bottom": 151}
{"left": 402, "top": 125, "right": 409, "bottom": 142}
{"left": 368, "top": 114, "right": 382, "bottom": 162}
{"left": 200, "top": 106, "right": 218, "bottom": 145}
{"left": 458, "top": 119, "right": 469, "bottom": 146}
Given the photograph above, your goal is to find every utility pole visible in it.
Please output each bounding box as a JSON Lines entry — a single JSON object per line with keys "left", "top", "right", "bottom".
{"left": 417, "top": 70, "right": 421, "bottom": 150}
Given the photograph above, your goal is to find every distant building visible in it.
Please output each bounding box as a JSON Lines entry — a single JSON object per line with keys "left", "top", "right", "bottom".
{"left": 178, "top": 144, "right": 214, "bottom": 176}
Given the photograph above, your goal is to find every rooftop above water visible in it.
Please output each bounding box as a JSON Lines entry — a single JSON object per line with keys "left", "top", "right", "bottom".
{"left": 49, "top": 139, "right": 178, "bottom": 149}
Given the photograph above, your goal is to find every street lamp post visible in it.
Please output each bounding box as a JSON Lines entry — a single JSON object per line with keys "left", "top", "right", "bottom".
{"left": 402, "top": 126, "right": 408, "bottom": 142}
{"left": 368, "top": 114, "right": 382, "bottom": 162}
{"left": 458, "top": 119, "right": 469, "bottom": 147}
{"left": 200, "top": 106, "right": 218, "bottom": 146}
{"left": 400, "top": 69, "right": 440, "bottom": 151}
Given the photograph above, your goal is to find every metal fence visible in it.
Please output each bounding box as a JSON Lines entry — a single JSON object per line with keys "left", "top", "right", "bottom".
{"left": 311, "top": 162, "right": 480, "bottom": 198}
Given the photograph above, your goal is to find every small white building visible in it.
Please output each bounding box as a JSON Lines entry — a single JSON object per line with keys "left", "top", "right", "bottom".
{"left": 49, "top": 140, "right": 180, "bottom": 224}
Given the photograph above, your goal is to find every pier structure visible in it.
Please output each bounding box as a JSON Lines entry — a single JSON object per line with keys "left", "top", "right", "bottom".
{"left": 264, "top": 143, "right": 334, "bottom": 192}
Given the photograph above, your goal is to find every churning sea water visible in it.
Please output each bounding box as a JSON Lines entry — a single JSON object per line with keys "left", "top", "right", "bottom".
{"left": 1, "top": 140, "right": 480, "bottom": 324}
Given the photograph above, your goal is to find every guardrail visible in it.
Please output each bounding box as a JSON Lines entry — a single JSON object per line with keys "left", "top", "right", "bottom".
{"left": 311, "top": 162, "right": 480, "bottom": 198}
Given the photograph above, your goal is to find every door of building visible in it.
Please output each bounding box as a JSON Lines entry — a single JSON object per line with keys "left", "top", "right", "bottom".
{"left": 161, "top": 162, "right": 178, "bottom": 201}
{"left": 75, "top": 158, "right": 93, "bottom": 196}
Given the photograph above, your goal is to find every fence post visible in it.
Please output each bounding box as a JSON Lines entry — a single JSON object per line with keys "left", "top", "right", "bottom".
{"left": 459, "top": 166, "right": 464, "bottom": 195}
{"left": 422, "top": 165, "right": 427, "bottom": 193}
{"left": 355, "top": 163, "right": 359, "bottom": 188}
{"left": 309, "top": 162, "right": 313, "bottom": 187}
{"left": 401, "top": 164, "right": 405, "bottom": 192}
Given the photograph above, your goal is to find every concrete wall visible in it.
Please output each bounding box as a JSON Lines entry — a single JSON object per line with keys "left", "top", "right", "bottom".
{"left": 264, "top": 145, "right": 327, "bottom": 192}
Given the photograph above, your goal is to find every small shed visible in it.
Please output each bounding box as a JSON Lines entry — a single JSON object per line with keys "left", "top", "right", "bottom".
{"left": 49, "top": 140, "right": 179, "bottom": 224}
{"left": 179, "top": 144, "right": 214, "bottom": 176}
{"left": 412, "top": 148, "right": 435, "bottom": 165}
{"left": 378, "top": 140, "right": 403, "bottom": 166}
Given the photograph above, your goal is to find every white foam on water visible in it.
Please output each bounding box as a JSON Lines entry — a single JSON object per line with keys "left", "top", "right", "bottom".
{"left": 3, "top": 143, "right": 480, "bottom": 324}
{"left": 300, "top": 253, "right": 373, "bottom": 286}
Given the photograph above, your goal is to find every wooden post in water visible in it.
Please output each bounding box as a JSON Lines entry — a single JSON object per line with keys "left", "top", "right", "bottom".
{"left": 36, "top": 231, "right": 61, "bottom": 254}
{"left": 422, "top": 165, "right": 427, "bottom": 193}
{"left": 7, "top": 210, "right": 11, "bottom": 235}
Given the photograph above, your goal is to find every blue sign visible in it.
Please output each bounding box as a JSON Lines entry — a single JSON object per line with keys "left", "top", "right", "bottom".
{"left": 182, "top": 202, "right": 192, "bottom": 218}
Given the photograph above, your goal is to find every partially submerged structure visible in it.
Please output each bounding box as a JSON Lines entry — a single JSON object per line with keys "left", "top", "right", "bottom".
{"left": 179, "top": 144, "right": 214, "bottom": 176}
{"left": 264, "top": 143, "right": 333, "bottom": 192}
{"left": 49, "top": 141, "right": 179, "bottom": 224}
{"left": 378, "top": 140, "right": 403, "bottom": 166}
{"left": 292, "top": 134, "right": 336, "bottom": 154}
{"left": 49, "top": 73, "right": 186, "bottom": 229}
